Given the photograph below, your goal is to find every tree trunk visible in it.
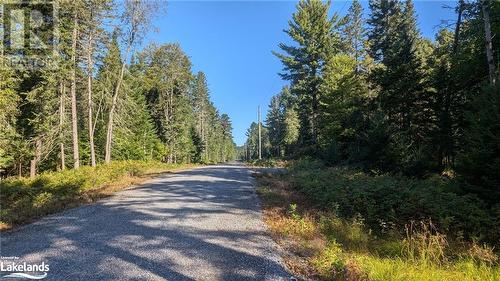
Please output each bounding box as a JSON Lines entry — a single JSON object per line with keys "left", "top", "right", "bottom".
{"left": 30, "top": 160, "right": 36, "bottom": 179}
{"left": 453, "top": 0, "right": 464, "bottom": 54}
{"left": 59, "top": 82, "right": 66, "bottom": 170}
{"left": 311, "top": 90, "right": 318, "bottom": 146}
{"left": 30, "top": 139, "right": 42, "bottom": 179}
{"left": 70, "top": 16, "right": 80, "bottom": 169}
{"left": 105, "top": 46, "right": 130, "bottom": 163}
{"left": 87, "top": 34, "right": 97, "bottom": 167}
{"left": 482, "top": 0, "right": 496, "bottom": 84}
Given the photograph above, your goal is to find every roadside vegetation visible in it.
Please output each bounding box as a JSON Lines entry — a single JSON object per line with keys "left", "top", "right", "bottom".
{"left": 246, "top": 159, "right": 286, "bottom": 168}
{"left": 243, "top": 1, "right": 499, "bottom": 279}
{"left": 1, "top": 0, "right": 236, "bottom": 180}
{"left": 0, "top": 161, "right": 194, "bottom": 231}
{"left": 1, "top": 1, "right": 237, "bottom": 229}
{"left": 256, "top": 159, "right": 499, "bottom": 281}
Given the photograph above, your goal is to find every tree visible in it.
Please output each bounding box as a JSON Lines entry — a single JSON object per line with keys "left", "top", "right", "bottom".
{"left": 0, "top": 68, "right": 21, "bottom": 175}
{"left": 481, "top": 0, "right": 496, "bottom": 84}
{"left": 0, "top": 0, "right": 235, "bottom": 179}
{"left": 191, "top": 72, "right": 211, "bottom": 160}
{"left": 70, "top": 5, "right": 81, "bottom": 169}
{"left": 266, "top": 95, "right": 284, "bottom": 157}
{"left": 219, "top": 114, "right": 234, "bottom": 162}
{"left": 141, "top": 44, "right": 193, "bottom": 163}
{"left": 341, "top": 0, "right": 366, "bottom": 74}
{"left": 457, "top": 83, "right": 500, "bottom": 202}
{"left": 368, "top": 0, "right": 432, "bottom": 174}
{"left": 274, "top": 0, "right": 339, "bottom": 150}
{"left": 105, "top": 0, "right": 161, "bottom": 163}
{"left": 265, "top": 86, "right": 300, "bottom": 157}
{"left": 80, "top": 0, "right": 114, "bottom": 166}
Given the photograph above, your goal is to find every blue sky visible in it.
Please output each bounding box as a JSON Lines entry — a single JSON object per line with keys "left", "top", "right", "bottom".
{"left": 143, "top": 1, "right": 457, "bottom": 146}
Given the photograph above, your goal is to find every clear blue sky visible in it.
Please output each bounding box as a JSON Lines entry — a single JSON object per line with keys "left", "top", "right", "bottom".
{"left": 144, "top": 1, "right": 457, "bottom": 146}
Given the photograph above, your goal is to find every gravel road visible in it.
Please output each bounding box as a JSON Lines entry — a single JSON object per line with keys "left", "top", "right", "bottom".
{"left": 0, "top": 164, "right": 293, "bottom": 281}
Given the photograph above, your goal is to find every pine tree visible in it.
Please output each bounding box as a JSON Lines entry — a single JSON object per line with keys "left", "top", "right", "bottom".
{"left": 274, "top": 0, "right": 339, "bottom": 150}
{"left": 0, "top": 68, "right": 21, "bottom": 174}
{"left": 341, "top": 0, "right": 366, "bottom": 73}
{"left": 457, "top": 83, "right": 500, "bottom": 202}
{"left": 368, "top": 0, "right": 432, "bottom": 173}
{"left": 266, "top": 95, "right": 284, "bottom": 157}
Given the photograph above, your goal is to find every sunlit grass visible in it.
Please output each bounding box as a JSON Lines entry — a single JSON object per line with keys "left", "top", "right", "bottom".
{"left": 355, "top": 255, "right": 500, "bottom": 281}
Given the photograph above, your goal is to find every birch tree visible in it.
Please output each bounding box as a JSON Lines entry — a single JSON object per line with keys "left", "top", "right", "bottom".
{"left": 105, "top": 0, "right": 162, "bottom": 163}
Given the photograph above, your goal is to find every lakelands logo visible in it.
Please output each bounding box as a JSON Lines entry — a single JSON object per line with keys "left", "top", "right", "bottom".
{"left": 0, "top": 258, "right": 49, "bottom": 280}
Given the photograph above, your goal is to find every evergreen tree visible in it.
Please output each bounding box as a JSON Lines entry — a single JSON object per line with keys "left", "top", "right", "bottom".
{"left": 274, "top": 0, "right": 339, "bottom": 150}
{"left": 266, "top": 95, "right": 285, "bottom": 157}
{"left": 457, "top": 83, "right": 500, "bottom": 203}
{"left": 341, "top": 0, "right": 366, "bottom": 73}
{"left": 191, "top": 72, "right": 211, "bottom": 161}
{"left": 141, "top": 44, "right": 193, "bottom": 163}
{"left": 368, "top": 0, "right": 432, "bottom": 174}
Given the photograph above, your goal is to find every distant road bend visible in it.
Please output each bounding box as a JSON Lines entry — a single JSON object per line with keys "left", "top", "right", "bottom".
{"left": 0, "top": 164, "right": 292, "bottom": 281}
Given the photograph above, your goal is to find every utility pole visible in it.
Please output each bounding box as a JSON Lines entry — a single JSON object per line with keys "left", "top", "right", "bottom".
{"left": 258, "top": 106, "right": 262, "bottom": 160}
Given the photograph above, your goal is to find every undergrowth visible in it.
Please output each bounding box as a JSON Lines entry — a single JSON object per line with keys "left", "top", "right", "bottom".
{"left": 247, "top": 158, "right": 286, "bottom": 167}
{"left": 255, "top": 160, "right": 499, "bottom": 281}
{"left": 0, "top": 160, "right": 191, "bottom": 230}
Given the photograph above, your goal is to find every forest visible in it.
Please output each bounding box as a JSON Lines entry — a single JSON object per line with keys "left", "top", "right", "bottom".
{"left": 244, "top": 0, "right": 499, "bottom": 212}
{"left": 246, "top": 0, "right": 499, "bottom": 280}
{"left": 0, "top": 0, "right": 237, "bottom": 179}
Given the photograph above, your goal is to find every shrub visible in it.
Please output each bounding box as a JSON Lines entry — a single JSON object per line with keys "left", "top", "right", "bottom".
{"left": 285, "top": 159, "right": 497, "bottom": 245}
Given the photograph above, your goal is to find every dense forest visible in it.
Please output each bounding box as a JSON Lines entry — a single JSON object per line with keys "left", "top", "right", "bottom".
{"left": 244, "top": 0, "right": 499, "bottom": 203}
{"left": 0, "top": 0, "right": 237, "bottom": 179}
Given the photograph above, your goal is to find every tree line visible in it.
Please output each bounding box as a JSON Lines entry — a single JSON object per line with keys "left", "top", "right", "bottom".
{"left": 243, "top": 0, "right": 499, "bottom": 202}
{"left": 0, "top": 0, "right": 236, "bottom": 178}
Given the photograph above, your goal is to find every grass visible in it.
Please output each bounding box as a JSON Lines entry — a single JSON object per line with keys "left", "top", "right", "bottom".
{"left": 255, "top": 164, "right": 499, "bottom": 281}
{"left": 0, "top": 160, "right": 195, "bottom": 230}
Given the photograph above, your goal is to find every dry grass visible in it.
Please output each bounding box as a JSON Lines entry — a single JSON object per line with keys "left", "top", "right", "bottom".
{"left": 254, "top": 171, "right": 500, "bottom": 281}
{"left": 256, "top": 172, "right": 367, "bottom": 281}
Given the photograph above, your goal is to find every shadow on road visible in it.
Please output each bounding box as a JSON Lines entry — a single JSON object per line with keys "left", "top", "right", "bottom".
{"left": 0, "top": 165, "right": 289, "bottom": 281}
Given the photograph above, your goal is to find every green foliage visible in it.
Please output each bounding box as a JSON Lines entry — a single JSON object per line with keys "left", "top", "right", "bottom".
{"left": 244, "top": 122, "right": 271, "bottom": 160}
{"left": 457, "top": 83, "right": 500, "bottom": 203}
{"left": 265, "top": 86, "right": 299, "bottom": 157}
{"left": 0, "top": 2, "right": 236, "bottom": 179}
{"left": 274, "top": 0, "right": 341, "bottom": 148}
{"left": 255, "top": 0, "right": 500, "bottom": 212}
{"left": 287, "top": 159, "right": 497, "bottom": 245}
{"left": 257, "top": 168, "right": 500, "bottom": 281}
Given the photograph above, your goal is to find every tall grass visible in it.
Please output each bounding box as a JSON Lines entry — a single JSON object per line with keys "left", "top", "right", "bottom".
{"left": 254, "top": 162, "right": 500, "bottom": 281}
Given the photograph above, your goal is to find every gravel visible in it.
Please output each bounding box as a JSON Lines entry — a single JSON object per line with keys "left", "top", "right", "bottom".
{"left": 0, "top": 164, "right": 293, "bottom": 281}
